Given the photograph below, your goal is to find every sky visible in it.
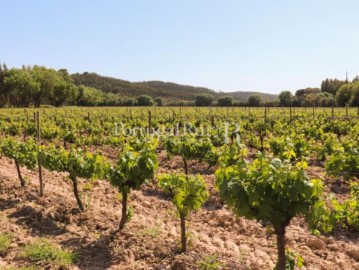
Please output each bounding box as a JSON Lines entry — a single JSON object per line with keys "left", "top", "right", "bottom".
{"left": 1, "top": 0, "right": 359, "bottom": 94}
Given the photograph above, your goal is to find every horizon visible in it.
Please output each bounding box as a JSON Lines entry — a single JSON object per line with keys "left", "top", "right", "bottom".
{"left": 2, "top": 1, "right": 358, "bottom": 94}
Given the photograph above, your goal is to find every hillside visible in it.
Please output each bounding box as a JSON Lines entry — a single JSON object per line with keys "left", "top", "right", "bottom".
{"left": 71, "top": 72, "right": 278, "bottom": 102}
{"left": 71, "top": 72, "right": 217, "bottom": 101}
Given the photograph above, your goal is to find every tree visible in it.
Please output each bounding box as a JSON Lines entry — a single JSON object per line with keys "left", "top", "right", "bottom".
{"left": 317, "top": 92, "right": 335, "bottom": 107}
{"left": 0, "top": 64, "right": 6, "bottom": 106}
{"left": 216, "top": 155, "right": 323, "bottom": 270}
{"left": 195, "top": 94, "right": 214, "bottom": 107}
{"left": 121, "top": 97, "right": 135, "bottom": 106}
{"left": 76, "top": 86, "right": 105, "bottom": 106}
{"left": 137, "top": 94, "right": 154, "bottom": 106}
{"left": 350, "top": 81, "right": 359, "bottom": 107}
{"left": 31, "top": 66, "right": 59, "bottom": 107}
{"left": 158, "top": 173, "right": 208, "bottom": 252}
{"left": 247, "top": 95, "right": 261, "bottom": 107}
{"left": 52, "top": 69, "right": 78, "bottom": 107}
{"left": 278, "top": 91, "right": 293, "bottom": 107}
{"left": 154, "top": 97, "right": 164, "bottom": 106}
{"left": 1, "top": 65, "right": 81, "bottom": 107}
{"left": 321, "top": 78, "right": 346, "bottom": 95}
{"left": 217, "top": 96, "right": 233, "bottom": 107}
{"left": 102, "top": 92, "right": 121, "bottom": 106}
{"left": 335, "top": 84, "right": 352, "bottom": 106}
{"left": 3, "top": 68, "right": 40, "bottom": 107}
{"left": 294, "top": 88, "right": 321, "bottom": 106}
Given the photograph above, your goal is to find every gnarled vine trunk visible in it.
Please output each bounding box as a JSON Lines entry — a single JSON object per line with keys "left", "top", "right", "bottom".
{"left": 183, "top": 157, "right": 188, "bottom": 177}
{"left": 15, "top": 159, "right": 25, "bottom": 187}
{"left": 274, "top": 224, "right": 286, "bottom": 270}
{"left": 70, "top": 175, "right": 84, "bottom": 212}
{"left": 119, "top": 191, "right": 128, "bottom": 230}
{"left": 180, "top": 213, "right": 186, "bottom": 252}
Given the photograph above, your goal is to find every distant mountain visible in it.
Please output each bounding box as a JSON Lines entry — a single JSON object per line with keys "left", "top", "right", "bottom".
{"left": 71, "top": 72, "right": 277, "bottom": 101}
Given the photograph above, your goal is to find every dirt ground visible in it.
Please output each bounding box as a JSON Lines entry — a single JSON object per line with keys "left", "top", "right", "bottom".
{"left": 1, "top": 152, "right": 359, "bottom": 270}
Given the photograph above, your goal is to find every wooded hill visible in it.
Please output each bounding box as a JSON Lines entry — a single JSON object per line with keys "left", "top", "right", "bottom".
{"left": 71, "top": 72, "right": 277, "bottom": 101}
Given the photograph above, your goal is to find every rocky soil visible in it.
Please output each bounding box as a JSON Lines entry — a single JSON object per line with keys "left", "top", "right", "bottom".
{"left": 0, "top": 153, "right": 359, "bottom": 269}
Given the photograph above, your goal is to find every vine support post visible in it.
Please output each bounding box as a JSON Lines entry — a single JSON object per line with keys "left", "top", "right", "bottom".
{"left": 289, "top": 107, "right": 292, "bottom": 122}
{"left": 25, "top": 109, "right": 28, "bottom": 122}
{"left": 211, "top": 115, "right": 214, "bottom": 127}
{"left": 148, "top": 110, "right": 152, "bottom": 135}
{"left": 264, "top": 107, "right": 267, "bottom": 131}
{"left": 23, "top": 109, "right": 28, "bottom": 140}
{"left": 36, "top": 111, "right": 44, "bottom": 197}
{"left": 346, "top": 105, "right": 348, "bottom": 119}
{"left": 312, "top": 106, "right": 315, "bottom": 118}
{"left": 332, "top": 106, "right": 334, "bottom": 118}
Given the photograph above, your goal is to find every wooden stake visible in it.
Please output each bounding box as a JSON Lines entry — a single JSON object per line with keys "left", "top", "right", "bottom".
{"left": 36, "top": 112, "right": 44, "bottom": 197}
{"left": 264, "top": 107, "right": 267, "bottom": 130}
{"left": 148, "top": 110, "right": 152, "bottom": 135}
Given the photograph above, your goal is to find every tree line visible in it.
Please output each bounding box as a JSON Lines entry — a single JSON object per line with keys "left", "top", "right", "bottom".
{"left": 277, "top": 78, "right": 359, "bottom": 108}
{"left": 0, "top": 64, "right": 120, "bottom": 107}
{"left": 0, "top": 64, "right": 163, "bottom": 107}
{"left": 1, "top": 63, "right": 358, "bottom": 107}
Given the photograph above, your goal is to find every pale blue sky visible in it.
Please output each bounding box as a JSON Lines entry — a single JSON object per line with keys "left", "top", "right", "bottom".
{"left": 1, "top": 0, "right": 358, "bottom": 94}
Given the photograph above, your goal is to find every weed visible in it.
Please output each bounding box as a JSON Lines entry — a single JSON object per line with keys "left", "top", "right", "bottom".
{"left": 0, "top": 233, "right": 12, "bottom": 256}
{"left": 198, "top": 254, "right": 221, "bottom": 270}
{"left": 22, "top": 238, "right": 77, "bottom": 268}
{"left": 139, "top": 226, "right": 161, "bottom": 238}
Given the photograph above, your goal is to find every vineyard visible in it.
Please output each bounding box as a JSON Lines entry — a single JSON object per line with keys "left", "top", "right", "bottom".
{"left": 0, "top": 106, "right": 358, "bottom": 270}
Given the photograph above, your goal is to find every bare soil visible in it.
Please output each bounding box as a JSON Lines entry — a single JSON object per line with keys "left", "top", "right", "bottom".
{"left": 0, "top": 153, "right": 359, "bottom": 270}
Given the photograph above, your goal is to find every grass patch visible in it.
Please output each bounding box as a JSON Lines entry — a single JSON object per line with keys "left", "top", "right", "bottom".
{"left": 198, "top": 254, "right": 222, "bottom": 270}
{"left": 139, "top": 226, "right": 161, "bottom": 238}
{"left": 22, "top": 239, "right": 77, "bottom": 268}
{"left": 0, "top": 233, "right": 12, "bottom": 256}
